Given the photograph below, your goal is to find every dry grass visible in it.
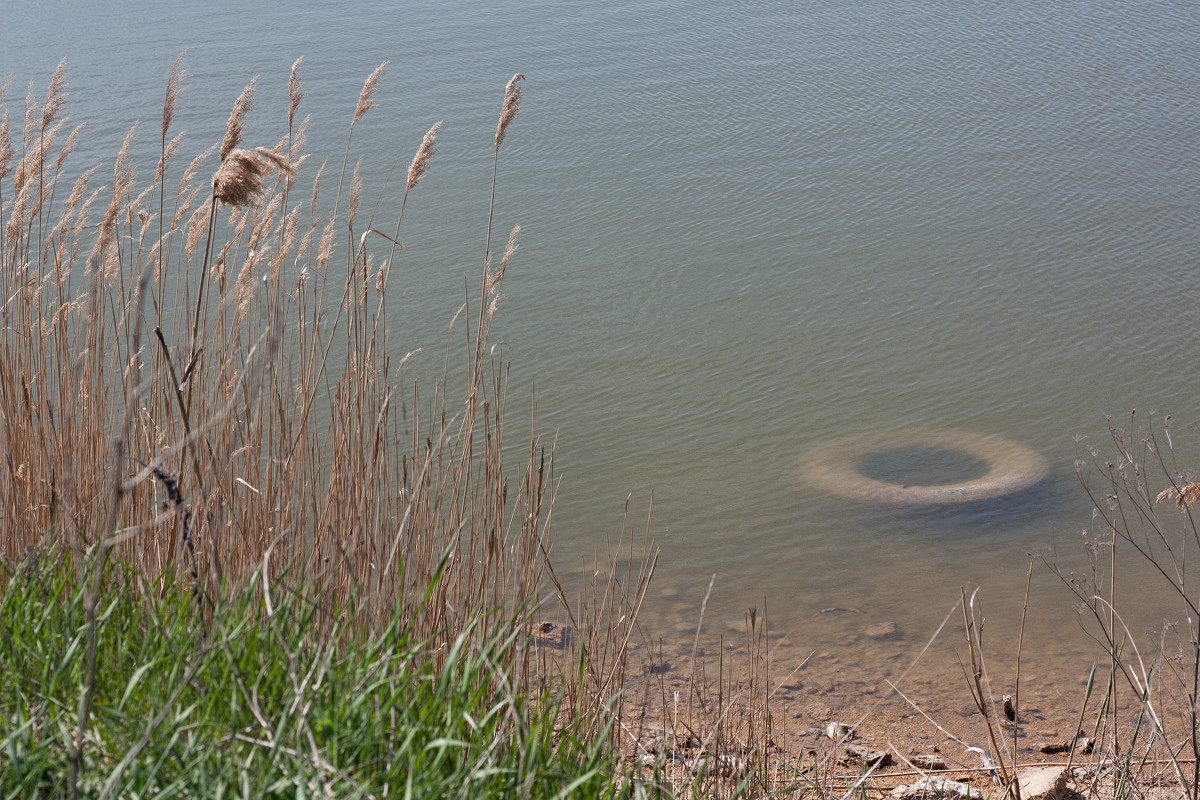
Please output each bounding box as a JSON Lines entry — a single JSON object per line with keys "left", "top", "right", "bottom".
{"left": 1051, "top": 412, "right": 1200, "bottom": 800}
{"left": 2, "top": 56, "right": 819, "bottom": 799}
{"left": 1, "top": 58, "right": 535, "bottom": 643}
{"left": 0, "top": 57, "right": 661, "bottom": 790}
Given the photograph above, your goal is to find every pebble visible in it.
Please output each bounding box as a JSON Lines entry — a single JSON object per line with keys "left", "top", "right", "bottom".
{"left": 890, "top": 777, "right": 974, "bottom": 800}
{"left": 1017, "top": 766, "right": 1068, "bottom": 800}
{"left": 909, "top": 754, "right": 946, "bottom": 770}
{"left": 843, "top": 744, "right": 892, "bottom": 767}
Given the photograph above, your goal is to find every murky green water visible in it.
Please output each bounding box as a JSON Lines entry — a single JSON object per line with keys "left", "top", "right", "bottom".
{"left": 6, "top": 0, "right": 1200, "bottom": 718}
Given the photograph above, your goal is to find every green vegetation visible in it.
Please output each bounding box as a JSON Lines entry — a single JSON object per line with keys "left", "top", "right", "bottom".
{"left": 0, "top": 556, "right": 612, "bottom": 798}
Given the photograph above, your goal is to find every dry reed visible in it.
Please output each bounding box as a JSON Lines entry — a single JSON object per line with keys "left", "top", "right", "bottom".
{"left": 353, "top": 61, "right": 386, "bottom": 125}
{"left": 1156, "top": 480, "right": 1200, "bottom": 510}
{"left": 496, "top": 72, "right": 524, "bottom": 148}
{"left": 212, "top": 146, "right": 293, "bottom": 207}
{"left": 0, "top": 59, "right": 680, "bottom": 796}
{"left": 407, "top": 120, "right": 440, "bottom": 191}
{"left": 0, "top": 59, "right": 853, "bottom": 800}
{"left": 3, "top": 59, "right": 549, "bottom": 638}
{"left": 218, "top": 76, "right": 256, "bottom": 161}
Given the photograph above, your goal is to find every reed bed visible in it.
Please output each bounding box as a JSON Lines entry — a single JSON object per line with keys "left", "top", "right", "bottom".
{"left": 0, "top": 56, "right": 551, "bottom": 648}
{"left": 0, "top": 57, "right": 656, "bottom": 796}
{"left": 0, "top": 55, "right": 813, "bottom": 800}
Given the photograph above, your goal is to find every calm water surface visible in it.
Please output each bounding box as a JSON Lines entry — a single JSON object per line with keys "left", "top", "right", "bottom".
{"left": 6, "top": 0, "right": 1200, "bottom": 712}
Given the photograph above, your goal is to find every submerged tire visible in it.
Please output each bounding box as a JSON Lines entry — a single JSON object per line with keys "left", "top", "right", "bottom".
{"left": 802, "top": 428, "right": 1049, "bottom": 506}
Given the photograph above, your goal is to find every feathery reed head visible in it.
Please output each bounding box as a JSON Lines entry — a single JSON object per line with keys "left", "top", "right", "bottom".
{"left": 310, "top": 160, "right": 326, "bottom": 217}
{"left": 56, "top": 123, "right": 83, "bottom": 171}
{"left": 0, "top": 74, "right": 12, "bottom": 171}
{"left": 41, "top": 59, "right": 68, "bottom": 133}
{"left": 212, "top": 146, "right": 293, "bottom": 207}
{"left": 317, "top": 219, "right": 334, "bottom": 268}
{"left": 219, "top": 76, "right": 257, "bottom": 162}
{"left": 162, "top": 51, "right": 186, "bottom": 139}
{"left": 288, "top": 57, "right": 304, "bottom": 132}
{"left": 353, "top": 61, "right": 387, "bottom": 125}
{"left": 63, "top": 164, "right": 97, "bottom": 217}
{"left": 487, "top": 224, "right": 519, "bottom": 300}
{"left": 348, "top": 159, "right": 363, "bottom": 228}
{"left": 180, "top": 143, "right": 214, "bottom": 191}
{"left": 495, "top": 73, "right": 524, "bottom": 149}
{"left": 22, "top": 81, "right": 36, "bottom": 148}
{"left": 94, "top": 123, "right": 138, "bottom": 280}
{"left": 0, "top": 110, "right": 13, "bottom": 181}
{"left": 1157, "top": 482, "right": 1200, "bottom": 510}
{"left": 184, "top": 203, "right": 210, "bottom": 257}
{"left": 406, "top": 121, "right": 441, "bottom": 191}
{"left": 498, "top": 224, "right": 519, "bottom": 274}
{"left": 156, "top": 131, "right": 183, "bottom": 185}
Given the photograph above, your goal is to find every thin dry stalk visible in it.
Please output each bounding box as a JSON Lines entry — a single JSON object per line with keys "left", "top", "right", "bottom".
{"left": 484, "top": 74, "right": 524, "bottom": 270}
{"left": 959, "top": 588, "right": 1017, "bottom": 797}
{"left": 1052, "top": 413, "right": 1200, "bottom": 798}
{"left": 1012, "top": 559, "right": 1033, "bottom": 772}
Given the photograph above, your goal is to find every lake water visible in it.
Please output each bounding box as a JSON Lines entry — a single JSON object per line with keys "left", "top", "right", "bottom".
{"left": 6, "top": 0, "right": 1200, "bottom": 725}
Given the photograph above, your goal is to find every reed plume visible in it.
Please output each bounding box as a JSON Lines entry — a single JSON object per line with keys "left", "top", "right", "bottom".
{"left": 18, "top": 81, "right": 33, "bottom": 157}
{"left": 41, "top": 59, "right": 68, "bottom": 133}
{"left": 161, "top": 52, "right": 186, "bottom": 140}
{"left": 374, "top": 121, "right": 442, "bottom": 303}
{"left": 56, "top": 124, "right": 82, "bottom": 171}
{"left": 316, "top": 218, "right": 334, "bottom": 268}
{"left": 179, "top": 145, "right": 213, "bottom": 193}
{"left": 62, "top": 164, "right": 97, "bottom": 219}
{"left": 493, "top": 225, "right": 518, "bottom": 287}
{"left": 288, "top": 57, "right": 304, "bottom": 132}
{"left": 184, "top": 203, "right": 210, "bottom": 258}
{"left": 353, "top": 61, "right": 387, "bottom": 125}
{"left": 0, "top": 76, "right": 10, "bottom": 187}
{"left": 484, "top": 74, "right": 524, "bottom": 269}
{"left": 406, "top": 121, "right": 441, "bottom": 191}
{"left": 94, "top": 123, "right": 137, "bottom": 278}
{"left": 219, "top": 77, "right": 257, "bottom": 161}
{"left": 310, "top": 160, "right": 325, "bottom": 217}
{"left": 1156, "top": 481, "right": 1200, "bottom": 510}
{"left": 348, "top": 158, "right": 362, "bottom": 228}
{"left": 495, "top": 73, "right": 524, "bottom": 149}
{"left": 212, "top": 147, "right": 293, "bottom": 208}
{"left": 196, "top": 75, "right": 267, "bottom": 353}
{"left": 154, "top": 54, "right": 187, "bottom": 302}
{"left": 233, "top": 247, "right": 259, "bottom": 322}
{"left": 0, "top": 113, "right": 11, "bottom": 188}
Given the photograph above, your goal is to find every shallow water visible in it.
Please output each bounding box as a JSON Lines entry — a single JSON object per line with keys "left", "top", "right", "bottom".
{"left": 6, "top": 0, "right": 1200, "bottom": 719}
